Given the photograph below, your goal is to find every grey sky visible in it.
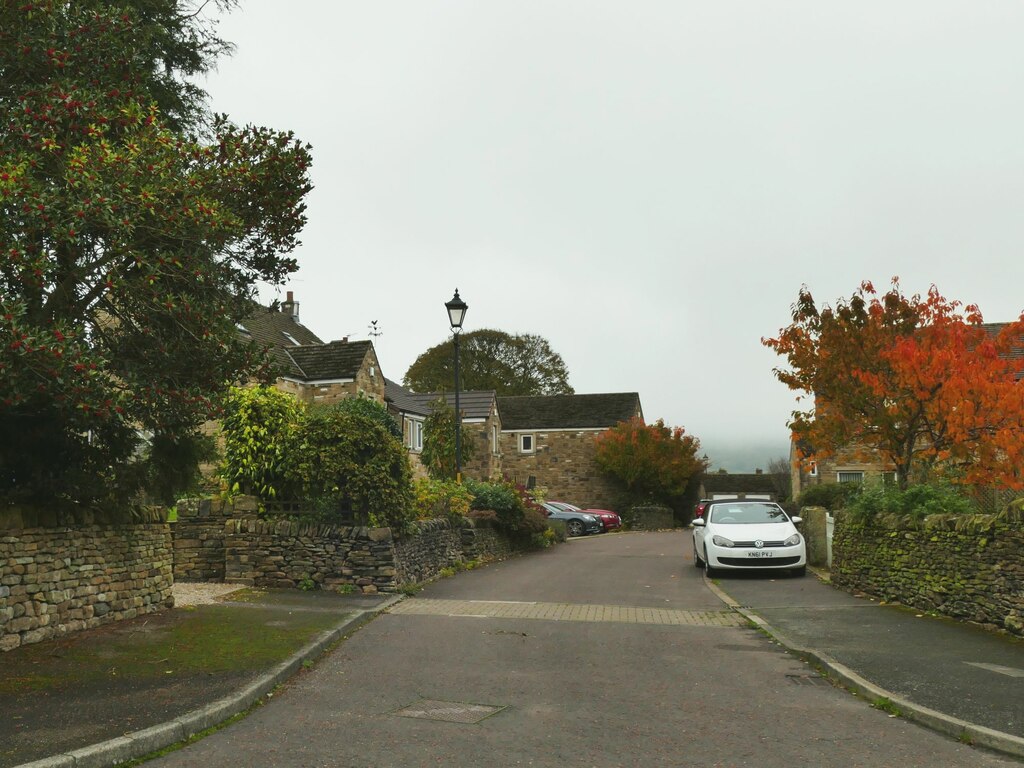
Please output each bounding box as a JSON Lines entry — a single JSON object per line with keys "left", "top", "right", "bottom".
{"left": 202, "top": 1, "right": 1024, "bottom": 471}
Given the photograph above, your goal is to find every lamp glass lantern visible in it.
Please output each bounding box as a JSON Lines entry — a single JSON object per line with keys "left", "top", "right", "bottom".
{"left": 445, "top": 289, "right": 468, "bottom": 331}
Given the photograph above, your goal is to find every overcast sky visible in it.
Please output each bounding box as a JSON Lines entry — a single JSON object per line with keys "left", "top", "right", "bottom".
{"left": 202, "top": 1, "right": 1024, "bottom": 472}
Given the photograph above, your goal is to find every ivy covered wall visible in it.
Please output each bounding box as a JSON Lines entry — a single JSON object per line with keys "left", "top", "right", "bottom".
{"left": 831, "top": 500, "right": 1024, "bottom": 636}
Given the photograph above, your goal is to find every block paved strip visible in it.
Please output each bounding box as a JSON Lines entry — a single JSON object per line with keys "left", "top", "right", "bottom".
{"left": 388, "top": 598, "right": 745, "bottom": 627}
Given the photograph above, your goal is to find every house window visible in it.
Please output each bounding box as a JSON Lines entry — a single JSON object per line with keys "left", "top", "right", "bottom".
{"left": 881, "top": 471, "right": 897, "bottom": 486}
{"left": 808, "top": 461, "right": 818, "bottom": 477}
{"left": 519, "top": 434, "right": 535, "bottom": 454}
{"left": 412, "top": 420, "right": 424, "bottom": 452}
{"left": 492, "top": 425, "right": 499, "bottom": 455}
{"left": 837, "top": 471, "right": 864, "bottom": 484}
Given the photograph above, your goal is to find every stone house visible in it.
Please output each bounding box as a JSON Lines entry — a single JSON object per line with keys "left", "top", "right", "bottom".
{"left": 789, "top": 320, "right": 1024, "bottom": 499}
{"left": 497, "top": 392, "right": 643, "bottom": 509}
{"left": 384, "top": 379, "right": 501, "bottom": 479}
{"left": 237, "top": 292, "right": 384, "bottom": 404}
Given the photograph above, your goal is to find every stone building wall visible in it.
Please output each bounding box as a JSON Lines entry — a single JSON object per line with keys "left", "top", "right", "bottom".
{"left": 500, "top": 429, "right": 620, "bottom": 509}
{"left": 832, "top": 502, "right": 1024, "bottom": 636}
{"left": 462, "top": 413, "right": 502, "bottom": 480}
{"left": 1, "top": 522, "right": 173, "bottom": 652}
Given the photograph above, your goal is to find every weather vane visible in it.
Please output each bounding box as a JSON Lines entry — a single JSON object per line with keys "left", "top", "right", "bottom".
{"left": 368, "top": 320, "right": 382, "bottom": 338}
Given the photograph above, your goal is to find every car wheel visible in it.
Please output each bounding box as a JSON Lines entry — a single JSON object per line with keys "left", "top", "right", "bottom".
{"left": 567, "top": 520, "right": 585, "bottom": 537}
{"left": 703, "top": 550, "right": 718, "bottom": 578}
{"left": 792, "top": 565, "right": 806, "bottom": 577}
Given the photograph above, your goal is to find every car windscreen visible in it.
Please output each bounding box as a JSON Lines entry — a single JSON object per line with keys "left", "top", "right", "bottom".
{"left": 708, "top": 503, "right": 789, "bottom": 524}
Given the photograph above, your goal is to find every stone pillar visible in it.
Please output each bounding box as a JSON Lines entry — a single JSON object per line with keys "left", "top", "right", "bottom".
{"left": 800, "top": 506, "right": 828, "bottom": 567}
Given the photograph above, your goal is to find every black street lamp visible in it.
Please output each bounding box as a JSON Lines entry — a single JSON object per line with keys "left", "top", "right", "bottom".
{"left": 445, "top": 289, "right": 468, "bottom": 481}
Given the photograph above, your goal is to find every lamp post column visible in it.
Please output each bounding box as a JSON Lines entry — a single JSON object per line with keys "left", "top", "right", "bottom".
{"left": 453, "top": 329, "right": 462, "bottom": 483}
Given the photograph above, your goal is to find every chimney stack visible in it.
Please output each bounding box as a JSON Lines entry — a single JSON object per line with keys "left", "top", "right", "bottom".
{"left": 280, "top": 290, "right": 299, "bottom": 320}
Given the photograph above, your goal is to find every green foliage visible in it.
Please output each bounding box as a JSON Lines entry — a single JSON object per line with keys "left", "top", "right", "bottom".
{"left": 142, "top": 431, "right": 217, "bottom": 506}
{"left": 845, "top": 482, "right": 976, "bottom": 523}
{"left": 221, "top": 386, "right": 303, "bottom": 499}
{"left": 796, "top": 482, "right": 861, "bottom": 511}
{"left": 412, "top": 477, "right": 474, "bottom": 521}
{"left": 0, "top": 2, "right": 312, "bottom": 510}
{"left": 287, "top": 403, "right": 413, "bottom": 530}
{"left": 465, "top": 477, "right": 549, "bottom": 539}
{"left": 329, "top": 395, "right": 402, "bottom": 440}
{"left": 403, "top": 328, "right": 574, "bottom": 396}
{"left": 420, "top": 398, "right": 474, "bottom": 480}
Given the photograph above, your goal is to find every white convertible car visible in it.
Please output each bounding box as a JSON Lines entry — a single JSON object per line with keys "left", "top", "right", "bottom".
{"left": 691, "top": 500, "right": 806, "bottom": 577}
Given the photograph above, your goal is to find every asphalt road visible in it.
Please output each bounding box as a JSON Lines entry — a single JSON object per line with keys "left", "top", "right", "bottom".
{"left": 148, "top": 532, "right": 1018, "bottom": 768}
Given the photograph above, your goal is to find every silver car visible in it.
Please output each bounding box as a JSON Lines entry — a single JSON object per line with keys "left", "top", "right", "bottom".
{"left": 541, "top": 502, "right": 602, "bottom": 537}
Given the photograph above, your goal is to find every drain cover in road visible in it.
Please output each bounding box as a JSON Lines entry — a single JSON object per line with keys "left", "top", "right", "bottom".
{"left": 393, "top": 699, "right": 506, "bottom": 724}
{"left": 786, "top": 674, "right": 830, "bottom": 687}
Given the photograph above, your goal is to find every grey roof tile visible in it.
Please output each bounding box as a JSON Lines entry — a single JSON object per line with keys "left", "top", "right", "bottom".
{"left": 237, "top": 304, "right": 324, "bottom": 377}
{"left": 497, "top": 393, "right": 642, "bottom": 431}
{"left": 285, "top": 340, "right": 374, "bottom": 381}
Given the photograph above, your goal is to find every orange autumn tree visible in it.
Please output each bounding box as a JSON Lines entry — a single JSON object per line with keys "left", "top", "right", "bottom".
{"left": 594, "top": 418, "right": 706, "bottom": 508}
{"left": 763, "top": 279, "right": 1024, "bottom": 490}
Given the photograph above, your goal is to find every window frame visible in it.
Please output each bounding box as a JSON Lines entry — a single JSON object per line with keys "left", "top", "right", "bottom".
{"left": 519, "top": 433, "right": 535, "bottom": 454}
{"left": 837, "top": 470, "right": 864, "bottom": 484}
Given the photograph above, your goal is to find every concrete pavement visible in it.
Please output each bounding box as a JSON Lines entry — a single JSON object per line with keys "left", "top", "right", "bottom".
{"left": 705, "top": 565, "right": 1024, "bottom": 758}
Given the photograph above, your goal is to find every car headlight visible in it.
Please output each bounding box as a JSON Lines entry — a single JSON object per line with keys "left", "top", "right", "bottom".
{"left": 711, "top": 535, "right": 735, "bottom": 548}
{"left": 583, "top": 515, "right": 598, "bottom": 522}
{"left": 783, "top": 533, "right": 802, "bottom": 546}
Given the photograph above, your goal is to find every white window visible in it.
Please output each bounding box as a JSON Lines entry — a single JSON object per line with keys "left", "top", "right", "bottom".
{"left": 492, "top": 425, "right": 499, "bottom": 455}
{"left": 881, "top": 471, "right": 897, "bottom": 486}
{"left": 808, "top": 461, "right": 818, "bottom": 477}
{"left": 519, "top": 434, "right": 535, "bottom": 454}
{"left": 412, "top": 420, "right": 424, "bottom": 452}
{"left": 837, "top": 471, "right": 864, "bottom": 484}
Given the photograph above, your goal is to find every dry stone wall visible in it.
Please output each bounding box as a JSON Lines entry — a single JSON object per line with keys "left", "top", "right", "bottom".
{"left": 832, "top": 502, "right": 1024, "bottom": 636}
{"left": 172, "top": 495, "right": 257, "bottom": 582}
{"left": 1, "top": 522, "right": 173, "bottom": 652}
{"left": 222, "top": 516, "right": 524, "bottom": 593}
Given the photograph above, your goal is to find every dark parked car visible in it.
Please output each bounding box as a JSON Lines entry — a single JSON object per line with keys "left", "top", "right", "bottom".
{"left": 541, "top": 502, "right": 603, "bottom": 537}
{"left": 547, "top": 501, "right": 621, "bottom": 532}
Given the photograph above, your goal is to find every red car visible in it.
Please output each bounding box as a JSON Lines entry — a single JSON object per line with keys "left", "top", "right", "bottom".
{"left": 548, "top": 501, "right": 621, "bottom": 532}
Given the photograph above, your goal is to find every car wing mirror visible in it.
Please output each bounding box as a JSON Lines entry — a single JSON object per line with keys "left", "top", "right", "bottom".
{"left": 691, "top": 518, "right": 706, "bottom": 527}
{"left": 791, "top": 516, "right": 803, "bottom": 524}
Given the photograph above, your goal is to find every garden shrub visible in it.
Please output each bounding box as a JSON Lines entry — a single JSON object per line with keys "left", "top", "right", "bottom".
{"left": 287, "top": 404, "right": 414, "bottom": 530}
{"left": 845, "top": 482, "right": 976, "bottom": 523}
{"left": 420, "top": 398, "right": 474, "bottom": 480}
{"left": 797, "top": 481, "right": 861, "bottom": 511}
{"left": 412, "top": 477, "right": 474, "bottom": 521}
{"left": 329, "top": 395, "right": 402, "bottom": 440}
{"left": 221, "top": 386, "right": 303, "bottom": 499}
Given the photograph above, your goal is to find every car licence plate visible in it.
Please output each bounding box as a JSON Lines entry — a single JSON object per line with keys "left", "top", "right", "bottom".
{"left": 747, "top": 551, "right": 773, "bottom": 558}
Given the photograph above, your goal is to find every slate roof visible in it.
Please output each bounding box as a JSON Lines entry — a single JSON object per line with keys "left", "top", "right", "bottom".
{"left": 285, "top": 340, "right": 373, "bottom": 381}
{"left": 237, "top": 304, "right": 324, "bottom": 377}
{"left": 384, "top": 380, "right": 496, "bottom": 420}
{"left": 385, "top": 379, "right": 429, "bottom": 415}
{"left": 702, "top": 473, "right": 778, "bottom": 495}
{"left": 497, "top": 393, "right": 642, "bottom": 431}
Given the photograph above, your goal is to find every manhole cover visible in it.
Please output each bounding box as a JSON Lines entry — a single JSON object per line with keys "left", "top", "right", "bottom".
{"left": 786, "top": 674, "right": 830, "bottom": 687}
{"left": 393, "top": 699, "right": 506, "bottom": 724}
